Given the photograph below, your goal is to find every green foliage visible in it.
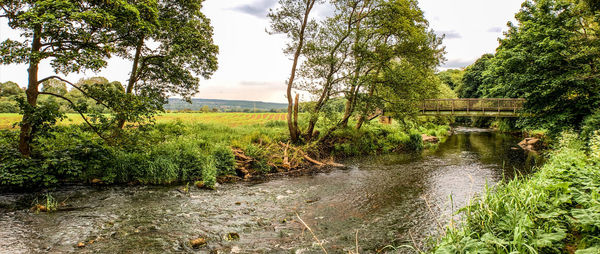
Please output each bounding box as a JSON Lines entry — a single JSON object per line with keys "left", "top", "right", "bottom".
{"left": 213, "top": 144, "right": 236, "bottom": 175}
{"left": 0, "top": 121, "right": 291, "bottom": 190}
{"left": 456, "top": 54, "right": 494, "bottom": 98}
{"left": 437, "top": 69, "right": 464, "bottom": 90}
{"left": 329, "top": 121, "right": 444, "bottom": 156}
{"left": 480, "top": 0, "right": 600, "bottom": 132}
{"left": 0, "top": 81, "right": 23, "bottom": 113}
{"left": 434, "top": 132, "right": 600, "bottom": 253}
{"left": 582, "top": 110, "right": 600, "bottom": 140}
{"left": 244, "top": 144, "right": 271, "bottom": 173}
{"left": 406, "top": 132, "right": 424, "bottom": 151}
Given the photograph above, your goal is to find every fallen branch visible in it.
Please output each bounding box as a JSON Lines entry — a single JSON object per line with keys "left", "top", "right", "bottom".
{"left": 279, "top": 142, "right": 324, "bottom": 167}
{"left": 278, "top": 142, "right": 346, "bottom": 168}
{"left": 283, "top": 141, "right": 290, "bottom": 168}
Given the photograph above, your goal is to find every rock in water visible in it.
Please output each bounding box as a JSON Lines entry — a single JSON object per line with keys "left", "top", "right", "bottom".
{"left": 519, "top": 138, "right": 542, "bottom": 151}
{"left": 421, "top": 134, "right": 439, "bottom": 143}
{"left": 189, "top": 238, "right": 206, "bottom": 248}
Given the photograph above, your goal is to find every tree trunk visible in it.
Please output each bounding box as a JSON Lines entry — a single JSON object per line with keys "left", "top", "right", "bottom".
{"left": 286, "top": 0, "right": 316, "bottom": 143}
{"left": 356, "top": 82, "right": 376, "bottom": 129}
{"left": 339, "top": 84, "right": 359, "bottom": 127}
{"left": 18, "top": 26, "right": 42, "bottom": 157}
{"left": 116, "top": 36, "right": 144, "bottom": 130}
{"left": 293, "top": 93, "right": 300, "bottom": 135}
{"left": 304, "top": 81, "right": 331, "bottom": 142}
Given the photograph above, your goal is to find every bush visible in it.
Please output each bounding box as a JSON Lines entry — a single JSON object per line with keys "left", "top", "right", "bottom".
{"left": 405, "top": 132, "right": 424, "bottom": 151}
{"left": 581, "top": 110, "right": 600, "bottom": 140}
{"left": 213, "top": 144, "right": 236, "bottom": 175}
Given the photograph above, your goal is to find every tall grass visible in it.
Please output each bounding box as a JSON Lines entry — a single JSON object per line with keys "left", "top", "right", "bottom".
{"left": 434, "top": 132, "right": 600, "bottom": 253}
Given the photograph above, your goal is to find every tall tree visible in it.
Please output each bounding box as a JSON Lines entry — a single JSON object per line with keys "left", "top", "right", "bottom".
{"left": 0, "top": 81, "right": 22, "bottom": 97}
{"left": 327, "top": 0, "right": 443, "bottom": 135}
{"left": 114, "top": 0, "right": 219, "bottom": 130}
{"left": 437, "top": 69, "right": 464, "bottom": 90}
{"left": 297, "top": 0, "right": 366, "bottom": 141}
{"left": 268, "top": 0, "right": 320, "bottom": 143}
{"left": 456, "top": 54, "right": 493, "bottom": 98}
{"left": 483, "top": 0, "right": 600, "bottom": 131}
{"left": 0, "top": 1, "right": 142, "bottom": 156}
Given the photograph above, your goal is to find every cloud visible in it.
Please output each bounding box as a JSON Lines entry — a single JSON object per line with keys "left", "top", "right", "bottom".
{"left": 443, "top": 59, "right": 474, "bottom": 69}
{"left": 436, "top": 30, "right": 461, "bottom": 39}
{"left": 487, "top": 26, "right": 503, "bottom": 33}
{"left": 231, "top": 0, "right": 278, "bottom": 19}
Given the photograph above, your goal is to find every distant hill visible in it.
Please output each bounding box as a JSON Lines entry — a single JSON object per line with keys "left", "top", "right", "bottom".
{"left": 164, "top": 98, "right": 288, "bottom": 112}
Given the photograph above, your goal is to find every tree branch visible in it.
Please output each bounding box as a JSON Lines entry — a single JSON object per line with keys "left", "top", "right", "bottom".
{"left": 39, "top": 92, "right": 110, "bottom": 142}
{"left": 38, "top": 76, "right": 111, "bottom": 109}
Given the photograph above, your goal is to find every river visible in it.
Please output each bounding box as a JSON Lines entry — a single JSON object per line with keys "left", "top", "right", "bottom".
{"left": 0, "top": 128, "right": 541, "bottom": 253}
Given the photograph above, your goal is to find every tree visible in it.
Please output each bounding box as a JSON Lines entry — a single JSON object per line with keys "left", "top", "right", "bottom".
{"left": 297, "top": 0, "right": 367, "bottom": 141}
{"left": 0, "top": 1, "right": 141, "bottom": 156}
{"left": 456, "top": 54, "right": 493, "bottom": 98}
{"left": 325, "top": 0, "right": 443, "bottom": 135}
{"left": 0, "top": 81, "right": 22, "bottom": 97}
{"left": 482, "top": 0, "right": 600, "bottom": 131}
{"left": 268, "top": 0, "right": 321, "bottom": 143}
{"left": 437, "top": 69, "right": 464, "bottom": 90}
{"left": 200, "top": 105, "right": 211, "bottom": 113}
{"left": 0, "top": 81, "right": 23, "bottom": 113}
{"left": 114, "top": 0, "right": 219, "bottom": 130}
{"left": 41, "top": 79, "right": 68, "bottom": 96}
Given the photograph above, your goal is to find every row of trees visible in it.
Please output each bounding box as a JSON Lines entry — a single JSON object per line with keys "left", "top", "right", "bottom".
{"left": 269, "top": 0, "right": 448, "bottom": 143}
{"left": 0, "top": 79, "right": 120, "bottom": 114}
{"left": 438, "top": 0, "right": 600, "bottom": 132}
{"left": 0, "top": 0, "right": 219, "bottom": 156}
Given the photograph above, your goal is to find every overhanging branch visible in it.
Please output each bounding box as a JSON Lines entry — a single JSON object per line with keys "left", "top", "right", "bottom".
{"left": 39, "top": 91, "right": 110, "bottom": 142}
{"left": 38, "top": 75, "right": 111, "bottom": 109}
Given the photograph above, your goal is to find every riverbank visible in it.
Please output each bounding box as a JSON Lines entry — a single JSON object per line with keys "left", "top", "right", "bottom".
{"left": 433, "top": 131, "right": 600, "bottom": 253}
{"left": 0, "top": 119, "right": 451, "bottom": 191}
{"left": 0, "top": 128, "right": 536, "bottom": 253}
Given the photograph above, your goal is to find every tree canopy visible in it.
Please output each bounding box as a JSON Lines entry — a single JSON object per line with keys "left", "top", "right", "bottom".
{"left": 481, "top": 0, "right": 600, "bottom": 131}
{"left": 0, "top": 0, "right": 218, "bottom": 155}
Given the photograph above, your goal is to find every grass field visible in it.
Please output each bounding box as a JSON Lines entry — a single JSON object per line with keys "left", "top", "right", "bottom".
{"left": 0, "top": 113, "right": 288, "bottom": 129}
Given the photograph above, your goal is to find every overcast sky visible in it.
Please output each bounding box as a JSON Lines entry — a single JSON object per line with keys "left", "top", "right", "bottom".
{"left": 0, "top": 0, "right": 524, "bottom": 103}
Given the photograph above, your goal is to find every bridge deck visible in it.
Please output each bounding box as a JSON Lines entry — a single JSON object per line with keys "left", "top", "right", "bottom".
{"left": 419, "top": 98, "right": 525, "bottom": 117}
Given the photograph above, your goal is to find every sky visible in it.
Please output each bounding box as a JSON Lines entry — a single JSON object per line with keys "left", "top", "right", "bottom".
{"left": 0, "top": 0, "right": 524, "bottom": 103}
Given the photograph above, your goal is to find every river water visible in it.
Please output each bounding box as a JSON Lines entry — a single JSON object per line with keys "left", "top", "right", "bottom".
{"left": 0, "top": 128, "right": 541, "bottom": 254}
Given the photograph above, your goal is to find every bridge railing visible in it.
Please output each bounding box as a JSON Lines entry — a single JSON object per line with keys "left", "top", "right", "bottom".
{"left": 420, "top": 98, "right": 526, "bottom": 114}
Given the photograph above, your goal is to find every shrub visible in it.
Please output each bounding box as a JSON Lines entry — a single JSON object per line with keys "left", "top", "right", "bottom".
{"left": 405, "top": 132, "right": 424, "bottom": 151}
{"left": 581, "top": 110, "right": 600, "bottom": 140}
{"left": 213, "top": 145, "right": 236, "bottom": 175}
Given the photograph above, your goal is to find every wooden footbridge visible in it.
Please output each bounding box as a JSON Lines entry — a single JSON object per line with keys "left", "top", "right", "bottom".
{"left": 419, "top": 98, "right": 526, "bottom": 117}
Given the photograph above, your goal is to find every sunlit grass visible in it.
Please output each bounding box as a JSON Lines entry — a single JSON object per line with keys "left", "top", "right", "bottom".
{"left": 0, "top": 112, "right": 288, "bottom": 130}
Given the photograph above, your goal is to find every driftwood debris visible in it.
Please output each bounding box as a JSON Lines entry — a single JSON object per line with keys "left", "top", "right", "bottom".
{"left": 278, "top": 142, "right": 344, "bottom": 168}
{"left": 233, "top": 149, "right": 253, "bottom": 179}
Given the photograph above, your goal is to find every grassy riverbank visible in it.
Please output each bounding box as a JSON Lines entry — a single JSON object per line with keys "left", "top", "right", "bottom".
{"left": 433, "top": 132, "right": 600, "bottom": 253}
{"left": 0, "top": 118, "right": 450, "bottom": 191}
